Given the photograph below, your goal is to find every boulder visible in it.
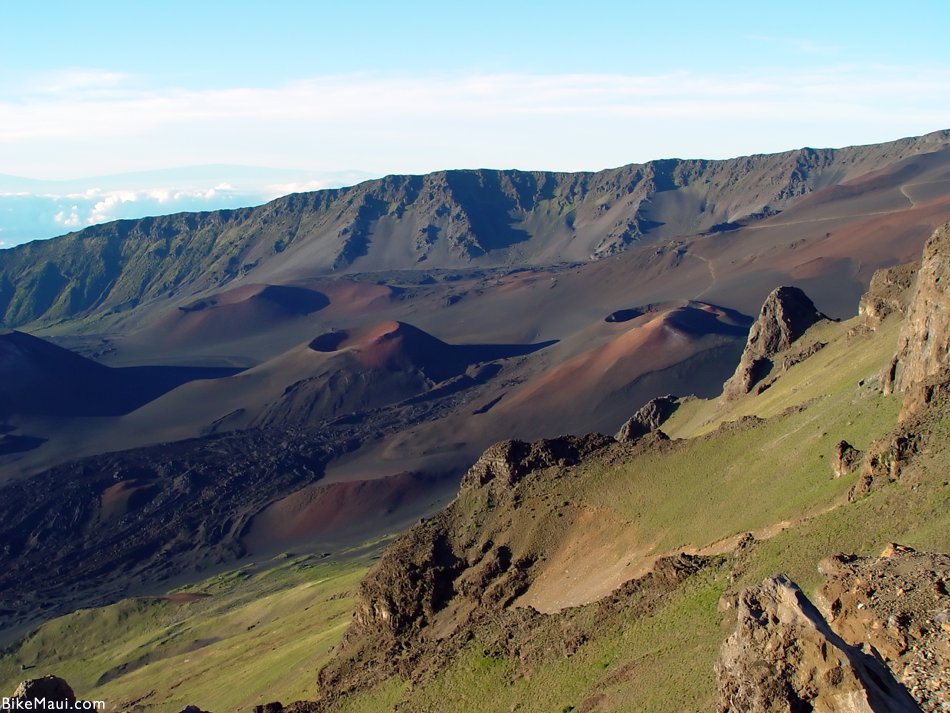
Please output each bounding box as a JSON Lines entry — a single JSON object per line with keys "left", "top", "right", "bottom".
{"left": 832, "top": 440, "right": 863, "bottom": 478}
{"left": 12, "top": 675, "right": 76, "bottom": 702}
{"left": 859, "top": 262, "right": 919, "bottom": 326}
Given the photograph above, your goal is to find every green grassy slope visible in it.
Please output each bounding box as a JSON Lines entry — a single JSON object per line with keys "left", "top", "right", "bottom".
{"left": 333, "top": 455, "right": 947, "bottom": 713}
{"left": 316, "top": 311, "right": 949, "bottom": 712}
{"left": 0, "top": 555, "right": 371, "bottom": 712}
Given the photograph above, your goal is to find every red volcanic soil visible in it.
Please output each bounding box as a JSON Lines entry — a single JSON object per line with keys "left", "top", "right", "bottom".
{"left": 492, "top": 303, "right": 746, "bottom": 436}
{"left": 332, "top": 321, "right": 419, "bottom": 369}
{"left": 307, "top": 320, "right": 554, "bottom": 383}
{"left": 156, "top": 592, "right": 211, "bottom": 603}
{"left": 314, "top": 302, "right": 749, "bottom": 493}
{"left": 149, "top": 283, "right": 329, "bottom": 346}
{"left": 314, "top": 281, "right": 399, "bottom": 317}
{"left": 242, "top": 471, "right": 444, "bottom": 554}
{"left": 63, "top": 320, "right": 554, "bottom": 456}
{"left": 308, "top": 321, "right": 454, "bottom": 377}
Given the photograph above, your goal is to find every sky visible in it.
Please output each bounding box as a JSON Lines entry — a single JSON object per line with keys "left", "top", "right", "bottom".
{"left": 2, "top": 0, "right": 949, "bottom": 246}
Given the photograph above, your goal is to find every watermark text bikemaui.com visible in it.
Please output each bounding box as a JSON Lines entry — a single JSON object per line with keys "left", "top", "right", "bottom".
{"left": 1, "top": 698, "right": 106, "bottom": 710}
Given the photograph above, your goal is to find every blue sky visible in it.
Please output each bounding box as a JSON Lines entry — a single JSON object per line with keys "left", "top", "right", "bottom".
{"left": 2, "top": 0, "right": 949, "bottom": 245}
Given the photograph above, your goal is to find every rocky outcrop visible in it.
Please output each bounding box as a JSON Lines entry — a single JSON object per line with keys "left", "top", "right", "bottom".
{"left": 350, "top": 523, "right": 464, "bottom": 641}
{"left": 832, "top": 440, "right": 863, "bottom": 478}
{"left": 888, "top": 222, "right": 950, "bottom": 395}
{"left": 252, "top": 704, "right": 284, "bottom": 713}
{"left": 859, "top": 262, "right": 919, "bottom": 326}
{"left": 351, "top": 434, "right": 618, "bottom": 643}
{"left": 11, "top": 675, "right": 76, "bottom": 702}
{"left": 721, "top": 286, "right": 829, "bottom": 401}
{"left": 852, "top": 223, "right": 950, "bottom": 497}
{"left": 313, "top": 430, "right": 708, "bottom": 709}
{"left": 849, "top": 431, "right": 922, "bottom": 500}
{"left": 615, "top": 395, "right": 678, "bottom": 442}
{"left": 815, "top": 548, "right": 949, "bottom": 712}
{"left": 460, "top": 433, "right": 613, "bottom": 489}
{"left": 717, "top": 575, "right": 919, "bottom": 712}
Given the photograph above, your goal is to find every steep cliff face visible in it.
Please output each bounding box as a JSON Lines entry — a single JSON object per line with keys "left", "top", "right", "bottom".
{"left": 844, "top": 222, "right": 950, "bottom": 499}
{"left": 889, "top": 222, "right": 950, "bottom": 394}
{"left": 720, "top": 286, "right": 828, "bottom": 401}
{"left": 858, "top": 262, "right": 919, "bottom": 326}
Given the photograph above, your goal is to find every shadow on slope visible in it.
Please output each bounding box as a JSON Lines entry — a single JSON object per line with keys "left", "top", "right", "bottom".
{"left": 308, "top": 321, "right": 556, "bottom": 383}
{"left": 0, "top": 331, "right": 241, "bottom": 419}
{"left": 145, "top": 283, "right": 329, "bottom": 347}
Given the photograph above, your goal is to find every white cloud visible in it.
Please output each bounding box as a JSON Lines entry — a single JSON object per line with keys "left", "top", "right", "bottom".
{"left": 0, "top": 181, "right": 284, "bottom": 246}
{"left": 33, "top": 68, "right": 130, "bottom": 96}
{"left": 0, "top": 65, "right": 948, "bottom": 178}
{"left": 88, "top": 190, "right": 138, "bottom": 223}
{"left": 53, "top": 208, "right": 80, "bottom": 227}
{"left": 2, "top": 67, "right": 947, "bottom": 134}
{"left": 262, "top": 179, "right": 347, "bottom": 198}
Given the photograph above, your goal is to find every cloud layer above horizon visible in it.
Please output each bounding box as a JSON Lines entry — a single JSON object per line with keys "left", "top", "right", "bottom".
{"left": 3, "top": 65, "right": 949, "bottom": 182}
{"left": 0, "top": 170, "right": 373, "bottom": 248}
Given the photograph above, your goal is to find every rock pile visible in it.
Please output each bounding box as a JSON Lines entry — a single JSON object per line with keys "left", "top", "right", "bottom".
{"left": 460, "top": 433, "right": 612, "bottom": 489}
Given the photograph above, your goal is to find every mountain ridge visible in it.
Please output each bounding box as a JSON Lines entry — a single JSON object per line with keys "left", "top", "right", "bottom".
{"left": 2, "top": 130, "right": 948, "bottom": 329}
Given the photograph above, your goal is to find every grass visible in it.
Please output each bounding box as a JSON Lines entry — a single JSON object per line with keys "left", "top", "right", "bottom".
{"left": 664, "top": 316, "right": 901, "bottom": 438}
{"left": 574, "top": 315, "right": 902, "bottom": 554}
{"left": 583, "top": 381, "right": 899, "bottom": 552}
{"left": 735, "top": 422, "right": 950, "bottom": 594}
{"left": 335, "top": 564, "right": 731, "bottom": 713}
{"left": 0, "top": 554, "right": 371, "bottom": 712}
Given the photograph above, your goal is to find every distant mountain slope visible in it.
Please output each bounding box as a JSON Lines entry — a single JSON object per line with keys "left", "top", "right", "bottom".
{"left": 1, "top": 131, "right": 947, "bottom": 329}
